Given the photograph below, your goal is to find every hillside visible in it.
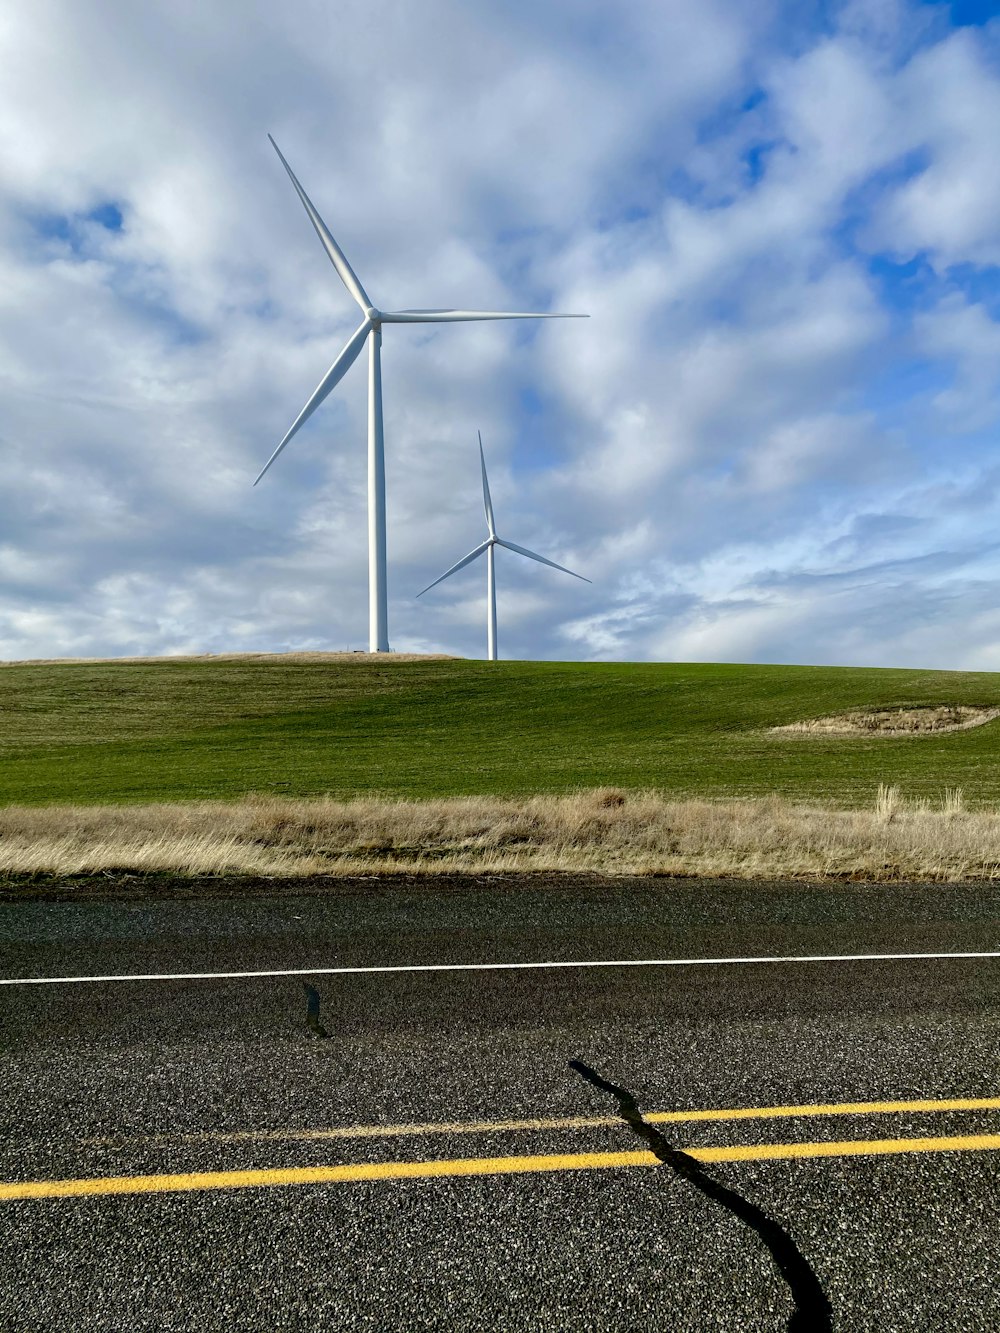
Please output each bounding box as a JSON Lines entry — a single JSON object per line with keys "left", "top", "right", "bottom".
{"left": 3, "top": 656, "right": 1000, "bottom": 807}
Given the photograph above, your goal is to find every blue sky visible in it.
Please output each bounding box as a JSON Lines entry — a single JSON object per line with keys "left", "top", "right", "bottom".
{"left": 2, "top": 0, "right": 1000, "bottom": 665}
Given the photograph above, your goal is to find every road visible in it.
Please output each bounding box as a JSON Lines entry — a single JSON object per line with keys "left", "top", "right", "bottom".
{"left": 1, "top": 874, "right": 999, "bottom": 1331}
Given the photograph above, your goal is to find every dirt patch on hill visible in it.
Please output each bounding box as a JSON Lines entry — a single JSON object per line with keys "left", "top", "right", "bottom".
{"left": 772, "top": 705, "right": 1000, "bottom": 737}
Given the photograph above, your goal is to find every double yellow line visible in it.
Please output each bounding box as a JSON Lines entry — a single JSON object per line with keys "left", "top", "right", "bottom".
{"left": 5, "top": 1095, "right": 1000, "bottom": 1202}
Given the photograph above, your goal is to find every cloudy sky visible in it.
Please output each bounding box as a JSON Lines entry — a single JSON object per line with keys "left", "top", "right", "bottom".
{"left": 2, "top": 0, "right": 1000, "bottom": 666}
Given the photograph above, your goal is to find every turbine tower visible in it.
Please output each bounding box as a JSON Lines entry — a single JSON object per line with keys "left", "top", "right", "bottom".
{"left": 256, "top": 136, "right": 587, "bottom": 653}
{"left": 417, "top": 433, "right": 590, "bottom": 660}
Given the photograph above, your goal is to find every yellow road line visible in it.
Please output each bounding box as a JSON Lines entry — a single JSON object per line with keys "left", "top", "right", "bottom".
{"left": 81, "top": 1116, "right": 622, "bottom": 1147}
{"left": 2, "top": 1152, "right": 655, "bottom": 1200}
{"left": 647, "top": 1095, "right": 1000, "bottom": 1126}
{"left": 694, "top": 1134, "right": 1000, "bottom": 1164}
{"left": 80, "top": 1095, "right": 1000, "bottom": 1149}
{"left": 6, "top": 1133, "right": 1000, "bottom": 1202}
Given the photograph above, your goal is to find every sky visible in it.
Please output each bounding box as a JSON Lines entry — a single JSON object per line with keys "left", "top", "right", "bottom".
{"left": 2, "top": 0, "right": 1000, "bottom": 667}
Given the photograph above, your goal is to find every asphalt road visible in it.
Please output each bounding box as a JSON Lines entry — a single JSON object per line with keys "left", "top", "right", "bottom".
{"left": 1, "top": 875, "right": 999, "bottom": 1331}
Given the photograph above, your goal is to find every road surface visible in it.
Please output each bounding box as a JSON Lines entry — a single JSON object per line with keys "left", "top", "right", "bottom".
{"left": 1, "top": 875, "right": 999, "bottom": 1330}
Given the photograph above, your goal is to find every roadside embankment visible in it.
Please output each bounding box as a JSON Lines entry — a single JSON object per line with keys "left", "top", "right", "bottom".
{"left": 1, "top": 785, "right": 998, "bottom": 882}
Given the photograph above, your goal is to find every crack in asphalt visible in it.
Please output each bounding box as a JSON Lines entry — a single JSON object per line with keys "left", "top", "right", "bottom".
{"left": 301, "top": 983, "right": 330, "bottom": 1038}
{"left": 569, "top": 1060, "right": 833, "bottom": 1332}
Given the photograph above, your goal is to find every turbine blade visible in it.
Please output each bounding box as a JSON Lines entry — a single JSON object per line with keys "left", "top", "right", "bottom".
{"left": 496, "top": 537, "right": 591, "bottom": 583}
{"left": 254, "top": 318, "right": 371, "bottom": 485}
{"left": 268, "top": 134, "right": 371, "bottom": 313}
{"left": 416, "top": 541, "right": 491, "bottom": 597}
{"left": 478, "top": 431, "right": 496, "bottom": 537}
{"left": 380, "top": 310, "right": 588, "bottom": 323}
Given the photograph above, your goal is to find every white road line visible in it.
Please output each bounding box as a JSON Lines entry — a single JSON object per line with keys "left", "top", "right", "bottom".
{"left": 1, "top": 950, "right": 999, "bottom": 986}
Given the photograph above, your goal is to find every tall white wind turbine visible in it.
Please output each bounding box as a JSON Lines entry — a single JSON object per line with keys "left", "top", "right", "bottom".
{"left": 417, "top": 433, "right": 590, "bottom": 661}
{"left": 255, "top": 136, "right": 587, "bottom": 653}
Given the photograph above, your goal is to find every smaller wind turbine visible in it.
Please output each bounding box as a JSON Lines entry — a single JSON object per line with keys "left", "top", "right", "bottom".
{"left": 418, "top": 433, "right": 590, "bottom": 660}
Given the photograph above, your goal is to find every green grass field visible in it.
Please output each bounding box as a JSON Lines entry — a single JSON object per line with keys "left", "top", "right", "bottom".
{"left": 3, "top": 657, "right": 1000, "bottom": 808}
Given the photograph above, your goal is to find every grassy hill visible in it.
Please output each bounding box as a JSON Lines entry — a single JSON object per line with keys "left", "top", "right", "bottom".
{"left": 3, "top": 656, "right": 1000, "bottom": 808}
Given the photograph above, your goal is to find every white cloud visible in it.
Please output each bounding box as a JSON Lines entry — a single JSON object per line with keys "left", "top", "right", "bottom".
{"left": 873, "top": 27, "right": 1000, "bottom": 270}
{"left": 915, "top": 294, "right": 1000, "bottom": 432}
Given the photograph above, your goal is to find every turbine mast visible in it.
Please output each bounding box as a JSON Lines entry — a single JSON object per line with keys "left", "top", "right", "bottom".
{"left": 487, "top": 541, "right": 497, "bottom": 661}
{"left": 368, "top": 325, "right": 388, "bottom": 652}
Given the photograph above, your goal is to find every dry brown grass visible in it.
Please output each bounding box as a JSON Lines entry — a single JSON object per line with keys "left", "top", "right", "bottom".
{"left": 772, "top": 704, "right": 1000, "bottom": 736}
{"left": 3, "top": 786, "right": 1000, "bottom": 881}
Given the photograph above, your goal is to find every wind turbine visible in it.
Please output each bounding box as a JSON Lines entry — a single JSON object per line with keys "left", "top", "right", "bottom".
{"left": 417, "top": 433, "right": 590, "bottom": 661}
{"left": 255, "top": 135, "right": 588, "bottom": 653}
